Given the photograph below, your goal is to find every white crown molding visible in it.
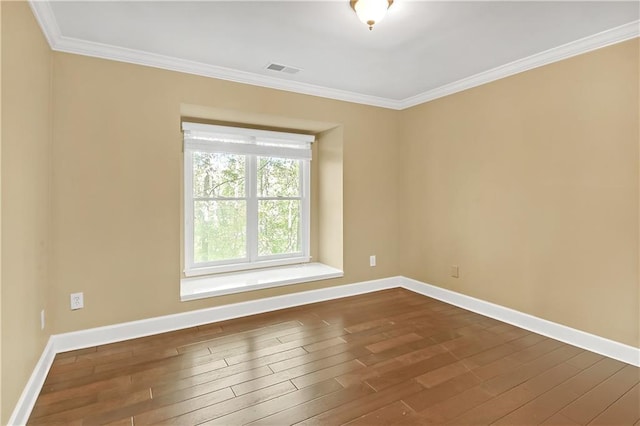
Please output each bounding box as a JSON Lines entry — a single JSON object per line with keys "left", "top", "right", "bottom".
{"left": 8, "top": 275, "right": 639, "bottom": 424}
{"left": 28, "top": 0, "right": 61, "bottom": 48}
{"left": 27, "top": 0, "right": 402, "bottom": 110}
{"left": 54, "top": 36, "right": 404, "bottom": 110}
{"left": 399, "top": 20, "right": 640, "bottom": 109}
{"left": 27, "top": 1, "right": 639, "bottom": 111}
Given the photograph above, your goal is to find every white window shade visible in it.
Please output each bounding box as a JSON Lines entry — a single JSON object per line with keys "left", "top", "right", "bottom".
{"left": 182, "top": 122, "right": 314, "bottom": 160}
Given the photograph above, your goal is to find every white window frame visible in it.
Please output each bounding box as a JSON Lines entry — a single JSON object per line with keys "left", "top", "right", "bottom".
{"left": 183, "top": 122, "right": 314, "bottom": 277}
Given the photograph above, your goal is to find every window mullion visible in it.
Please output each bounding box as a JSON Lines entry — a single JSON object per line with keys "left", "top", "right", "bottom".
{"left": 246, "top": 155, "right": 258, "bottom": 262}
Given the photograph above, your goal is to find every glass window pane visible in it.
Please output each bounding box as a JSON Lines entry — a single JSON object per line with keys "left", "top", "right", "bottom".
{"left": 257, "top": 157, "right": 300, "bottom": 197}
{"left": 194, "top": 200, "right": 246, "bottom": 263}
{"left": 193, "top": 152, "right": 245, "bottom": 198}
{"left": 258, "top": 200, "right": 301, "bottom": 256}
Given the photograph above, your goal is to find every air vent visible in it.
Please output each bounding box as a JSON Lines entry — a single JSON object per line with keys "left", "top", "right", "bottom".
{"left": 265, "top": 62, "right": 302, "bottom": 75}
{"left": 266, "top": 63, "right": 286, "bottom": 71}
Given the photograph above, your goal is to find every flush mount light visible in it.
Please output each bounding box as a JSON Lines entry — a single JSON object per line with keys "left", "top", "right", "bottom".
{"left": 350, "top": 0, "right": 394, "bottom": 31}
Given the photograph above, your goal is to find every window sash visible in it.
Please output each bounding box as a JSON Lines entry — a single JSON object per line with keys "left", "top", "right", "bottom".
{"left": 184, "top": 148, "right": 311, "bottom": 277}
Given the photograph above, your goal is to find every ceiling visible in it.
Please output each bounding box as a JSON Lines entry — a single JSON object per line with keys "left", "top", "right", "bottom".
{"left": 30, "top": 1, "right": 639, "bottom": 109}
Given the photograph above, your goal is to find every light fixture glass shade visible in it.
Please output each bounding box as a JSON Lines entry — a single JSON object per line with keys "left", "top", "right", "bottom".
{"left": 351, "top": 0, "right": 392, "bottom": 30}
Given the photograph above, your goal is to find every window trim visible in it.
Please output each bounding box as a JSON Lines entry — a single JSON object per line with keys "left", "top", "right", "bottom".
{"left": 183, "top": 122, "right": 314, "bottom": 278}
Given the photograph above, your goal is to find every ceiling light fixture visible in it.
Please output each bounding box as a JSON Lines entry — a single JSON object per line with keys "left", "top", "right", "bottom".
{"left": 350, "top": 0, "right": 393, "bottom": 31}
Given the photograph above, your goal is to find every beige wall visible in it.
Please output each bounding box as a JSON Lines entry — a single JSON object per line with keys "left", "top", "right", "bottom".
{"left": 2, "top": 1, "right": 639, "bottom": 419}
{"left": 0, "top": 1, "right": 3, "bottom": 418}
{"left": 400, "top": 39, "right": 640, "bottom": 347}
{"left": 50, "top": 50, "right": 401, "bottom": 334}
{"left": 1, "top": 2, "right": 52, "bottom": 423}
{"left": 318, "top": 126, "right": 345, "bottom": 270}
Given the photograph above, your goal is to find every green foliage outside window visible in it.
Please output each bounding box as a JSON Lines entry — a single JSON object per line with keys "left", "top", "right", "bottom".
{"left": 192, "top": 152, "right": 302, "bottom": 264}
{"left": 258, "top": 157, "right": 301, "bottom": 256}
{"left": 193, "top": 152, "right": 246, "bottom": 262}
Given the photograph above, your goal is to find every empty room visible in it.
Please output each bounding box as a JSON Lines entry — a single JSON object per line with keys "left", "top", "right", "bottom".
{"left": 1, "top": 0, "right": 639, "bottom": 424}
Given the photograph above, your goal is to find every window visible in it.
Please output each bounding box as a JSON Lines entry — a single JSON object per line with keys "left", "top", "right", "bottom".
{"left": 183, "top": 122, "right": 314, "bottom": 277}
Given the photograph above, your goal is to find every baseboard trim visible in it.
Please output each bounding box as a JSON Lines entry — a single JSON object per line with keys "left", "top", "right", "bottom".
{"left": 7, "top": 338, "right": 56, "bottom": 426}
{"left": 9, "top": 275, "right": 639, "bottom": 424}
{"left": 9, "top": 276, "right": 399, "bottom": 425}
{"left": 53, "top": 277, "right": 401, "bottom": 353}
{"left": 399, "top": 277, "right": 640, "bottom": 367}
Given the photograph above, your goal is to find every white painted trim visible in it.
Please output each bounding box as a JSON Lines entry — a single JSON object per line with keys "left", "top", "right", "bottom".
{"left": 27, "top": 0, "right": 400, "bottom": 110}
{"left": 9, "top": 278, "right": 395, "bottom": 424}
{"left": 54, "top": 276, "right": 400, "bottom": 353}
{"left": 9, "top": 275, "right": 639, "bottom": 423}
{"left": 7, "top": 338, "right": 56, "bottom": 426}
{"left": 53, "top": 36, "right": 402, "bottom": 110}
{"left": 27, "top": 0, "right": 61, "bottom": 48}
{"left": 28, "top": 1, "right": 639, "bottom": 110}
{"left": 399, "top": 277, "right": 640, "bottom": 367}
{"left": 399, "top": 20, "right": 640, "bottom": 109}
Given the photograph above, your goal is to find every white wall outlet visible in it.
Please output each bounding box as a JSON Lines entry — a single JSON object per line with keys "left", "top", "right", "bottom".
{"left": 40, "top": 309, "right": 45, "bottom": 330}
{"left": 70, "top": 292, "right": 84, "bottom": 310}
{"left": 370, "top": 255, "right": 376, "bottom": 267}
{"left": 451, "top": 265, "right": 459, "bottom": 278}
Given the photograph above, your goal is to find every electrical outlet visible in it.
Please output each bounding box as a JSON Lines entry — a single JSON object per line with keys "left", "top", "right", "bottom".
{"left": 451, "top": 265, "right": 459, "bottom": 278}
{"left": 70, "top": 292, "right": 84, "bottom": 310}
{"left": 41, "top": 309, "right": 45, "bottom": 330}
{"left": 370, "top": 255, "right": 376, "bottom": 267}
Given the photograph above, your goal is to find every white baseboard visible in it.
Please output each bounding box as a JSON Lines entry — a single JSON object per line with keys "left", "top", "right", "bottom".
{"left": 53, "top": 276, "right": 401, "bottom": 353}
{"left": 7, "top": 338, "right": 56, "bottom": 426}
{"left": 9, "top": 275, "right": 639, "bottom": 424}
{"left": 399, "top": 277, "right": 640, "bottom": 367}
{"left": 9, "top": 276, "right": 399, "bottom": 425}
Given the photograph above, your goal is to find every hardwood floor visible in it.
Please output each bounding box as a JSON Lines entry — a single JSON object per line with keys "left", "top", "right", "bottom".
{"left": 28, "top": 289, "right": 639, "bottom": 425}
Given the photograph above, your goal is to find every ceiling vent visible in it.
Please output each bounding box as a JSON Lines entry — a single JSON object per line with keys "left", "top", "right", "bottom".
{"left": 265, "top": 62, "right": 302, "bottom": 75}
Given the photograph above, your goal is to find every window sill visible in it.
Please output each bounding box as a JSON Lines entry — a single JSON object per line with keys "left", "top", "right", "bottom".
{"left": 180, "top": 262, "right": 344, "bottom": 301}
{"left": 184, "top": 256, "right": 311, "bottom": 277}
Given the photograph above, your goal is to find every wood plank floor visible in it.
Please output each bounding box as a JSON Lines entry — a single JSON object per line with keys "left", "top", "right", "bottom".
{"left": 28, "top": 289, "right": 639, "bottom": 425}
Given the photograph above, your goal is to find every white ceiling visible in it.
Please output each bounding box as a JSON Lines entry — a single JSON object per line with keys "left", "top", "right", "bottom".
{"left": 30, "top": 1, "right": 639, "bottom": 109}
